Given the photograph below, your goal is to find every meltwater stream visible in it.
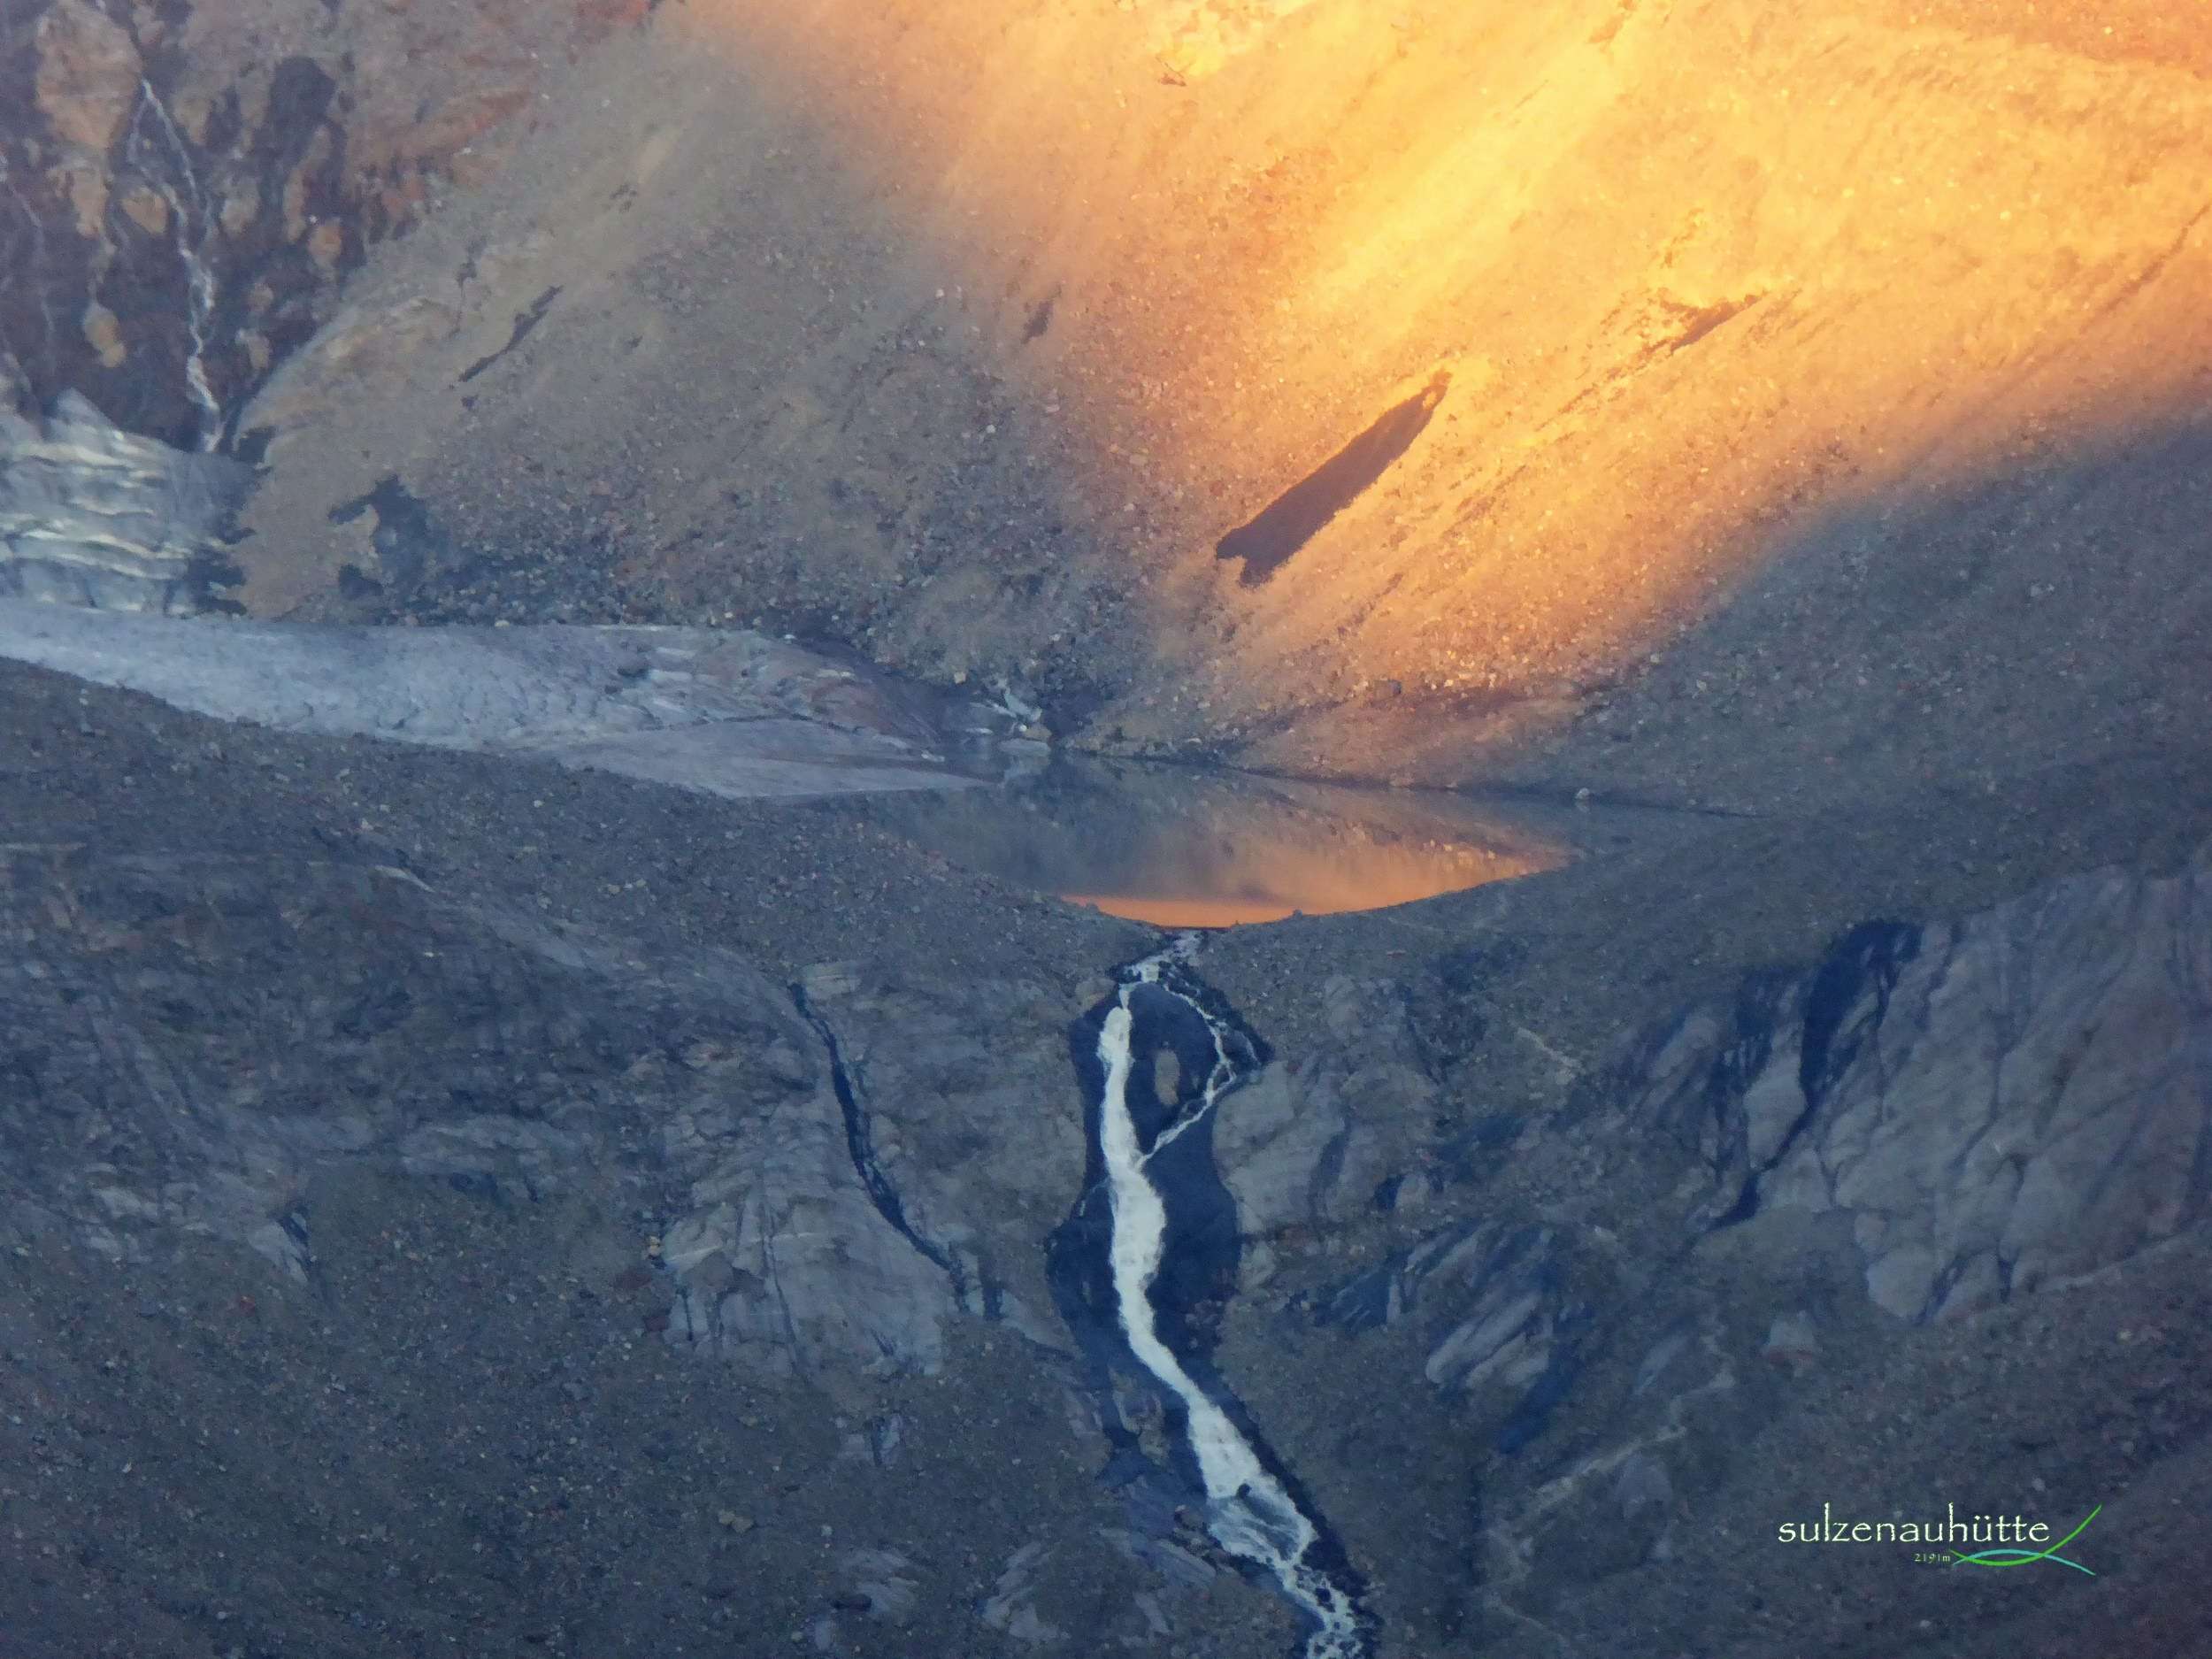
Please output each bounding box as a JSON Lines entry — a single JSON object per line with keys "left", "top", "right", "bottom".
{"left": 126, "top": 80, "right": 226, "bottom": 452}
{"left": 1049, "top": 938, "right": 1372, "bottom": 1658}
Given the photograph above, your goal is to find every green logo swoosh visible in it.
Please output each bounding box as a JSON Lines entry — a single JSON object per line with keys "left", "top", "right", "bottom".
{"left": 1950, "top": 1505, "right": 2100, "bottom": 1577}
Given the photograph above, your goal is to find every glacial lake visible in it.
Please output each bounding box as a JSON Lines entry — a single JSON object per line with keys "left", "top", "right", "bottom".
{"left": 856, "top": 756, "right": 1655, "bottom": 928}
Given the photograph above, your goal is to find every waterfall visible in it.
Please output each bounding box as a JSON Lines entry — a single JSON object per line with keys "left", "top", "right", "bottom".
{"left": 1053, "top": 936, "right": 1374, "bottom": 1658}
{"left": 126, "top": 79, "right": 224, "bottom": 451}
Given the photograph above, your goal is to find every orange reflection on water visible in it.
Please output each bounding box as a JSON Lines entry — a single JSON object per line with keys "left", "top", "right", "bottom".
{"left": 1059, "top": 833, "right": 1557, "bottom": 928}
{"left": 869, "top": 758, "right": 1571, "bottom": 930}
{"left": 1066, "top": 896, "right": 1304, "bottom": 929}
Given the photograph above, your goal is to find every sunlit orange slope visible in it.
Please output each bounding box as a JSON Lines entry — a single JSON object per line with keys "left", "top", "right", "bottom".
{"left": 714, "top": 0, "right": 2212, "bottom": 754}
{"left": 238, "top": 0, "right": 2212, "bottom": 797}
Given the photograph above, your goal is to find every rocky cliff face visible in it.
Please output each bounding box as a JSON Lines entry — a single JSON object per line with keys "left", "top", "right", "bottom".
{"left": 1628, "top": 866, "right": 2212, "bottom": 1325}
{"left": 1, "top": 0, "right": 639, "bottom": 447}
{"left": 5, "top": 735, "right": 2208, "bottom": 1654}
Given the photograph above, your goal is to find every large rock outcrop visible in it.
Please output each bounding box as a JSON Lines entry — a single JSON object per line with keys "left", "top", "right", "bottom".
{"left": 1628, "top": 854, "right": 2212, "bottom": 1322}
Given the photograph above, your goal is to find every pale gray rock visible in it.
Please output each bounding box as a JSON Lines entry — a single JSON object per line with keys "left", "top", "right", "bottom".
{"left": 979, "top": 1542, "right": 1064, "bottom": 1647}
{"left": 1106, "top": 1526, "right": 1218, "bottom": 1592}
{"left": 836, "top": 1412, "right": 911, "bottom": 1468}
{"left": 645, "top": 956, "right": 1094, "bottom": 1379}
{"left": 1612, "top": 1449, "right": 1674, "bottom": 1522}
{"left": 1630, "top": 1325, "right": 1694, "bottom": 1397}
{"left": 1760, "top": 1310, "right": 1820, "bottom": 1366}
{"left": 1632, "top": 842, "right": 2212, "bottom": 1321}
{"left": 1315, "top": 1217, "right": 1571, "bottom": 1417}
{"left": 776, "top": 959, "right": 1087, "bottom": 1350}
{"left": 836, "top": 1548, "right": 921, "bottom": 1621}
{"left": 1215, "top": 974, "right": 1435, "bottom": 1280}
{"left": 657, "top": 1103, "right": 961, "bottom": 1380}
{"left": 0, "top": 391, "right": 246, "bottom": 613}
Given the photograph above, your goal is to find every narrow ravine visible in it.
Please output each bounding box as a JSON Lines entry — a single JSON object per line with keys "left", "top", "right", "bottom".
{"left": 790, "top": 982, "right": 974, "bottom": 1306}
{"left": 1049, "top": 937, "right": 1374, "bottom": 1659}
{"left": 126, "top": 80, "right": 225, "bottom": 452}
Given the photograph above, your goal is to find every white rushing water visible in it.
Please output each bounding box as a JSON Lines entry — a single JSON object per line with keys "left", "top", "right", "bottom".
{"left": 128, "top": 81, "right": 224, "bottom": 451}
{"left": 1095, "top": 943, "right": 1368, "bottom": 1659}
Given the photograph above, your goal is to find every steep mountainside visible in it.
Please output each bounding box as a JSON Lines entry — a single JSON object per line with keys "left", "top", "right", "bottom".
{"left": 4, "top": 659, "right": 2210, "bottom": 1656}
{"left": 204, "top": 0, "right": 2212, "bottom": 810}
{"left": 3, "top": 3, "right": 2210, "bottom": 1656}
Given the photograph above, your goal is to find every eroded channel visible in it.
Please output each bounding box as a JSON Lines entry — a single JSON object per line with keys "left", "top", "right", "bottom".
{"left": 1048, "top": 938, "right": 1374, "bottom": 1657}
